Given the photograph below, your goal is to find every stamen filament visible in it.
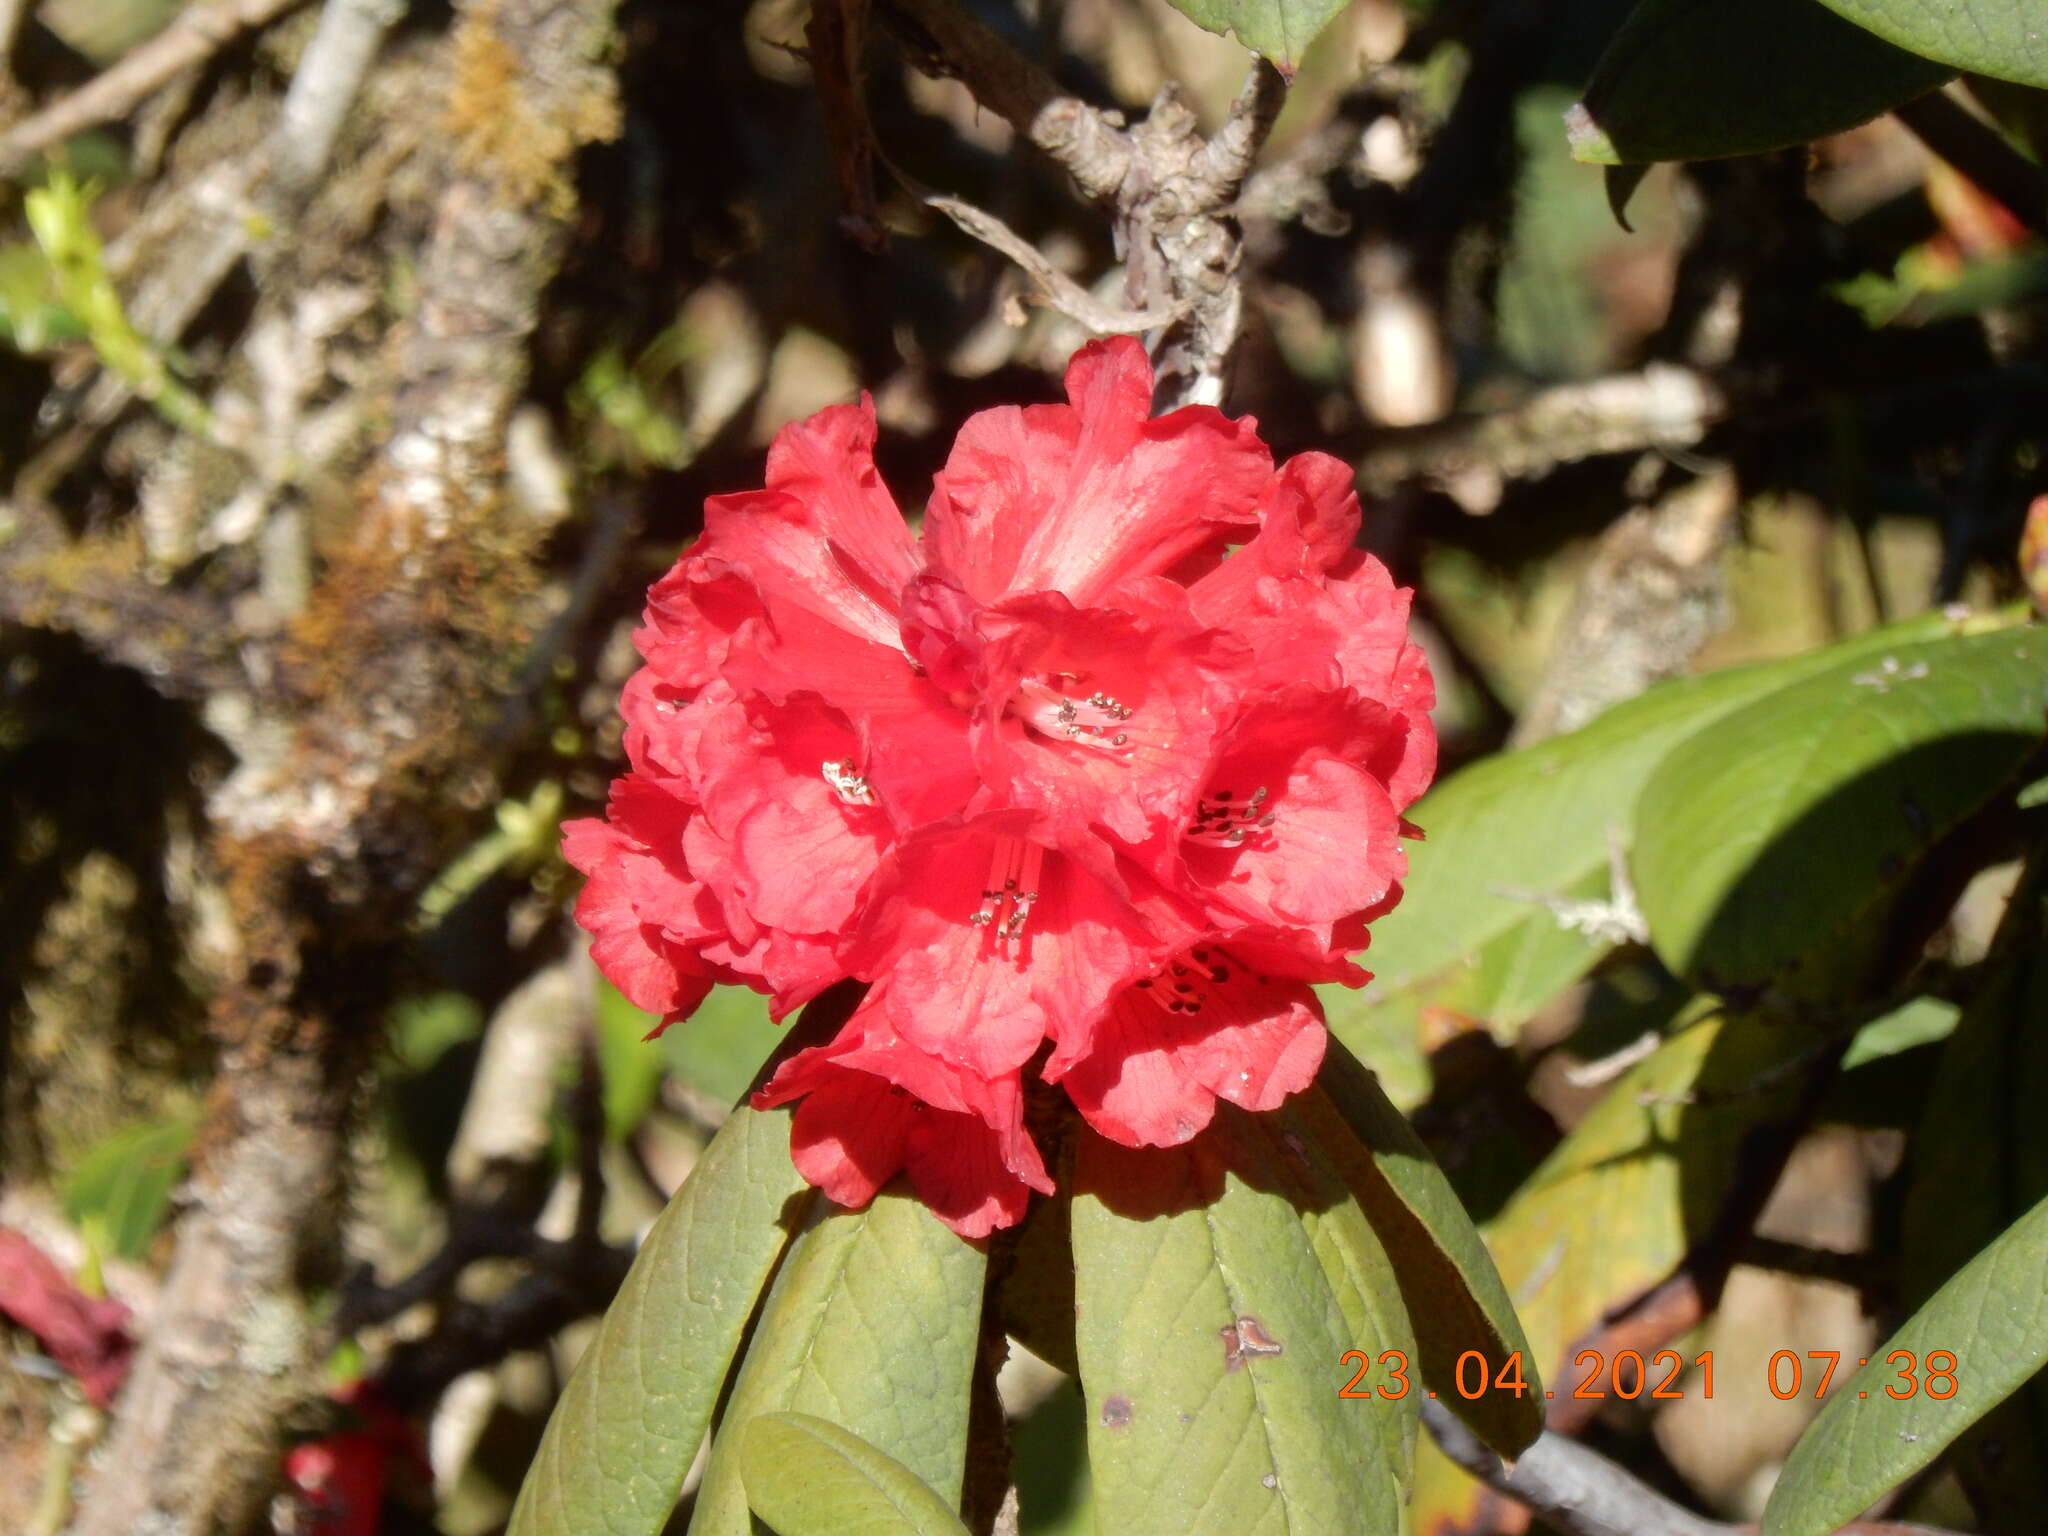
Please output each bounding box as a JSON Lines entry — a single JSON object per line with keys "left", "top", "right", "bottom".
{"left": 1013, "top": 677, "right": 1137, "bottom": 754}
{"left": 968, "top": 836, "right": 1045, "bottom": 955}
{"left": 1188, "top": 784, "right": 1276, "bottom": 847}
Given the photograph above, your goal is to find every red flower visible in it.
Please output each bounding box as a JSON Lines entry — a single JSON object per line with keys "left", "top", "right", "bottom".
{"left": 0, "top": 1228, "right": 132, "bottom": 1407}
{"left": 281, "top": 1382, "right": 428, "bottom": 1536}
{"left": 565, "top": 338, "right": 1435, "bottom": 1237}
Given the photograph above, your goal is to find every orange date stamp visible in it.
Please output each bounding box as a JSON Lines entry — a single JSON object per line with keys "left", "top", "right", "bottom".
{"left": 1337, "top": 1349, "right": 1960, "bottom": 1401}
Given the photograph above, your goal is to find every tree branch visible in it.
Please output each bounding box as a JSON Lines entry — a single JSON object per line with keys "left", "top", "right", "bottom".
{"left": 67, "top": 1, "right": 626, "bottom": 1529}
{"left": 272, "top": 0, "right": 408, "bottom": 195}
{"left": 921, "top": 186, "right": 1184, "bottom": 332}
{"left": 1895, "top": 90, "right": 2048, "bottom": 239}
{"left": 876, "top": 0, "right": 1286, "bottom": 409}
{"left": 0, "top": 0, "right": 311, "bottom": 175}
{"left": 1423, "top": 1399, "right": 1963, "bottom": 1536}
{"left": 876, "top": 0, "right": 1129, "bottom": 200}
{"left": 1425, "top": 1398, "right": 1726, "bottom": 1536}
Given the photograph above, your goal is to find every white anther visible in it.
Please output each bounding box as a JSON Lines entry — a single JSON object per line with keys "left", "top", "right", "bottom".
{"left": 821, "top": 760, "right": 877, "bottom": 806}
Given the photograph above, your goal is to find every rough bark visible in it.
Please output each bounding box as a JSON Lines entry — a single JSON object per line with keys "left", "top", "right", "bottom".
{"left": 67, "top": 1, "right": 623, "bottom": 1530}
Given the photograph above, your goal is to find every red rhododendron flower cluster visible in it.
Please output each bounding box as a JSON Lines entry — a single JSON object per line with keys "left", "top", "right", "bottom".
{"left": 565, "top": 338, "right": 1435, "bottom": 1237}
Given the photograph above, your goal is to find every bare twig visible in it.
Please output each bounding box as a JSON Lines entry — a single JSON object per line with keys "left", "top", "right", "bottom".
{"left": 1511, "top": 464, "right": 1738, "bottom": 744}
{"left": 807, "top": 0, "right": 885, "bottom": 248}
{"left": 877, "top": 0, "right": 1128, "bottom": 198}
{"left": 1140, "top": 62, "right": 1288, "bottom": 410}
{"left": 878, "top": 0, "right": 1286, "bottom": 408}
{"left": 273, "top": 0, "right": 408, "bottom": 194}
{"left": 444, "top": 959, "right": 582, "bottom": 1204}
{"left": 1357, "top": 363, "right": 1727, "bottom": 502}
{"left": 1423, "top": 1399, "right": 1961, "bottom": 1536}
{"left": 0, "top": 0, "right": 312, "bottom": 175}
{"left": 1895, "top": 89, "right": 2048, "bottom": 239}
{"left": 923, "top": 189, "right": 1183, "bottom": 332}
{"left": 0, "top": 0, "right": 30, "bottom": 95}
{"left": 18, "top": 0, "right": 403, "bottom": 504}
{"left": 1425, "top": 1397, "right": 1726, "bottom": 1536}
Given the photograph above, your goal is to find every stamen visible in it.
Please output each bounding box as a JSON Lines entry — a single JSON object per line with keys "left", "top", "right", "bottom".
{"left": 821, "top": 760, "right": 878, "bottom": 807}
{"left": 1135, "top": 948, "right": 1238, "bottom": 1018}
{"left": 968, "top": 837, "right": 1044, "bottom": 955}
{"left": 1188, "top": 783, "right": 1276, "bottom": 848}
{"left": 1012, "top": 677, "right": 1138, "bottom": 754}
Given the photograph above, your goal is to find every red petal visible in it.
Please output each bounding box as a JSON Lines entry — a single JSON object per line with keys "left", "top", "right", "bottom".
{"left": 925, "top": 337, "right": 1270, "bottom": 606}
{"left": 974, "top": 583, "right": 1251, "bottom": 846}
{"left": 842, "top": 817, "right": 1171, "bottom": 1079}
{"left": 755, "top": 1027, "right": 1051, "bottom": 1234}
{"left": 761, "top": 397, "right": 918, "bottom": 603}
{"left": 786, "top": 1071, "right": 916, "bottom": 1210}
{"left": 1055, "top": 966, "right": 1325, "bottom": 1147}
{"left": 1182, "top": 689, "right": 1409, "bottom": 930}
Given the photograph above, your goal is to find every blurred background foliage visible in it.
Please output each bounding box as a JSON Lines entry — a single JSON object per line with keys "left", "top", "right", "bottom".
{"left": 0, "top": 0, "right": 2044, "bottom": 1532}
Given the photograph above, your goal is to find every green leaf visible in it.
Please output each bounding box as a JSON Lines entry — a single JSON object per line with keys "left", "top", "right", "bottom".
{"left": 688, "top": 1194, "right": 987, "bottom": 1535}
{"left": 387, "top": 990, "right": 484, "bottom": 1074}
{"left": 506, "top": 993, "right": 856, "bottom": 1536}
{"left": 593, "top": 980, "right": 664, "bottom": 1142}
{"left": 1816, "top": 0, "right": 2048, "bottom": 90}
{"left": 1488, "top": 1005, "right": 1811, "bottom": 1380}
{"left": 656, "top": 984, "right": 781, "bottom": 1107}
{"left": 1893, "top": 865, "right": 2048, "bottom": 1524}
{"left": 1309, "top": 1038, "right": 1543, "bottom": 1457}
{"left": 1157, "top": 0, "right": 1346, "bottom": 72}
{"left": 1843, "top": 995, "right": 1963, "bottom": 1070}
{"left": 1355, "top": 612, "right": 1961, "bottom": 1045}
{"left": 1631, "top": 624, "right": 2048, "bottom": 1002}
{"left": 61, "top": 1114, "right": 198, "bottom": 1260}
{"left": 1568, "top": 0, "right": 1952, "bottom": 165}
{"left": 1823, "top": 994, "right": 1963, "bottom": 1129}
{"left": 1009, "top": 1379, "right": 1093, "bottom": 1536}
{"left": 739, "top": 1413, "right": 970, "bottom": 1536}
{"left": 1070, "top": 1107, "right": 1417, "bottom": 1536}
{"left": 1762, "top": 1192, "right": 2048, "bottom": 1536}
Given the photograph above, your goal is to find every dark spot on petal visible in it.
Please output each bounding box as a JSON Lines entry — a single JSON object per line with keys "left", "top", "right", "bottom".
{"left": 1100, "top": 1394, "right": 1134, "bottom": 1428}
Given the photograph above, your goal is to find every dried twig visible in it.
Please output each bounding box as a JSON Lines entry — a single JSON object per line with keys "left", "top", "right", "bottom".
{"left": 923, "top": 189, "right": 1183, "bottom": 333}
{"left": 877, "top": 0, "right": 1285, "bottom": 408}
{"left": 1425, "top": 1397, "right": 1726, "bottom": 1536}
{"left": 0, "top": 0, "right": 29, "bottom": 93}
{"left": 0, "top": 0, "right": 311, "bottom": 175}
{"left": 1511, "top": 464, "right": 1739, "bottom": 744}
